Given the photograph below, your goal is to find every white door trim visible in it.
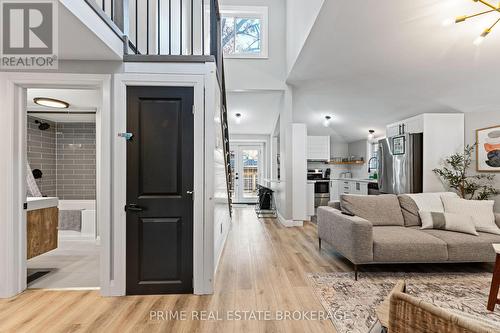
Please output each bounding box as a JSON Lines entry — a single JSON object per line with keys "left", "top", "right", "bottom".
{"left": 230, "top": 143, "right": 264, "bottom": 204}
{"left": 0, "top": 72, "right": 112, "bottom": 298}
{"left": 113, "top": 73, "right": 208, "bottom": 295}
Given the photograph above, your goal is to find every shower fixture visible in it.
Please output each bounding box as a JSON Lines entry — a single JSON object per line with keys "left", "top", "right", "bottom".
{"left": 35, "top": 120, "right": 50, "bottom": 130}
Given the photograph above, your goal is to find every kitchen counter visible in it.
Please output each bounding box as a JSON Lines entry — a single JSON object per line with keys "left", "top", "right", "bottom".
{"left": 307, "top": 179, "right": 330, "bottom": 183}
{"left": 258, "top": 179, "right": 283, "bottom": 192}
{"left": 332, "top": 178, "right": 378, "bottom": 183}
{"left": 27, "top": 197, "right": 59, "bottom": 211}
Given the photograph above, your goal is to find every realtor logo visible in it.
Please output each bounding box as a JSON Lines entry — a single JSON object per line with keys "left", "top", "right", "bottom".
{"left": 0, "top": 0, "right": 58, "bottom": 69}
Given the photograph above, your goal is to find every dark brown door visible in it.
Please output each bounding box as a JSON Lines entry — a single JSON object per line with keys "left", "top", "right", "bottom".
{"left": 126, "top": 86, "right": 194, "bottom": 295}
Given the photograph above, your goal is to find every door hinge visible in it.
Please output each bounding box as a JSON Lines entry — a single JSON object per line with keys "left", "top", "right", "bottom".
{"left": 23, "top": 202, "right": 27, "bottom": 210}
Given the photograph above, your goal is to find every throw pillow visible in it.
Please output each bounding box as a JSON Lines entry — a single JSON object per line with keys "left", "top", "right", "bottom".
{"left": 419, "top": 211, "right": 478, "bottom": 236}
{"left": 398, "top": 192, "right": 459, "bottom": 227}
{"left": 441, "top": 196, "right": 500, "bottom": 235}
{"left": 340, "top": 194, "right": 405, "bottom": 226}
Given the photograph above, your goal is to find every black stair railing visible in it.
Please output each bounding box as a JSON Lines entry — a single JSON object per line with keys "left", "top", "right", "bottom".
{"left": 86, "top": 0, "right": 222, "bottom": 59}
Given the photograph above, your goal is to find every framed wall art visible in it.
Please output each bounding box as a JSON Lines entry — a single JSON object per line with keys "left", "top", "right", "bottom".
{"left": 476, "top": 125, "right": 500, "bottom": 172}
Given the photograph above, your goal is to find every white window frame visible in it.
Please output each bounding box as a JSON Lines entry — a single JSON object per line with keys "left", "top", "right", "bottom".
{"left": 220, "top": 6, "right": 269, "bottom": 59}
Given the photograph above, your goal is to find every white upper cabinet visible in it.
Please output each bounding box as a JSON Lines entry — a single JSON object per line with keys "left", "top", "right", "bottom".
{"left": 386, "top": 115, "right": 424, "bottom": 137}
{"left": 386, "top": 124, "right": 401, "bottom": 137}
{"left": 307, "top": 136, "right": 330, "bottom": 160}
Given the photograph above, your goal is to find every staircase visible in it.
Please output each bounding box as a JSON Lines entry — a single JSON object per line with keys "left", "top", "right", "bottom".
{"left": 85, "top": 0, "right": 232, "bottom": 215}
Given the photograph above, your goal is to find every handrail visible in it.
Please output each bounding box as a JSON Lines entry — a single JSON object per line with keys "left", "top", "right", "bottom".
{"left": 84, "top": 0, "right": 125, "bottom": 41}
{"left": 219, "top": 56, "right": 232, "bottom": 216}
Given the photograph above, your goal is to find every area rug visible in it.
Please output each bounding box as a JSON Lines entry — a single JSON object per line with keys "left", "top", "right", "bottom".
{"left": 307, "top": 272, "right": 500, "bottom": 333}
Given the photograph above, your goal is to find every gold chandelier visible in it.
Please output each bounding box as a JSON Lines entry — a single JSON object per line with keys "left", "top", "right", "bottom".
{"left": 444, "top": 0, "right": 500, "bottom": 45}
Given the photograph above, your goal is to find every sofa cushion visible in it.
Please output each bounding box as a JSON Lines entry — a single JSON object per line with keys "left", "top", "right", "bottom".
{"left": 398, "top": 194, "right": 421, "bottom": 227}
{"left": 420, "top": 229, "right": 500, "bottom": 262}
{"left": 341, "top": 194, "right": 405, "bottom": 226}
{"left": 372, "top": 227, "right": 448, "bottom": 262}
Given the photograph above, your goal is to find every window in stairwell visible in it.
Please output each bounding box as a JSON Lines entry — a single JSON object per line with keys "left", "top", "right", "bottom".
{"left": 220, "top": 6, "right": 268, "bottom": 58}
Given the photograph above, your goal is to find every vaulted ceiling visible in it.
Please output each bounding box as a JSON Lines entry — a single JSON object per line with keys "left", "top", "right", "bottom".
{"left": 288, "top": 0, "right": 500, "bottom": 142}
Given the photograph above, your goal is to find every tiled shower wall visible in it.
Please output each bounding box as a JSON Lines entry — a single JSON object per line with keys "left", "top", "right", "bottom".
{"left": 27, "top": 116, "right": 96, "bottom": 199}
{"left": 27, "top": 117, "right": 57, "bottom": 197}
{"left": 56, "top": 122, "right": 96, "bottom": 200}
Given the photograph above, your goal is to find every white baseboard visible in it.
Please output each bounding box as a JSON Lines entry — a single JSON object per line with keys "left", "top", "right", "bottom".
{"left": 276, "top": 212, "right": 303, "bottom": 227}
{"left": 58, "top": 231, "right": 97, "bottom": 242}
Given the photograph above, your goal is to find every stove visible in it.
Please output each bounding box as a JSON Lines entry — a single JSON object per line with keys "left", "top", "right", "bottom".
{"left": 307, "top": 169, "right": 331, "bottom": 207}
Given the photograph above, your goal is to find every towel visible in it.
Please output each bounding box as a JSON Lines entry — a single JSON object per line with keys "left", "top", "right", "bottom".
{"left": 58, "top": 210, "right": 82, "bottom": 231}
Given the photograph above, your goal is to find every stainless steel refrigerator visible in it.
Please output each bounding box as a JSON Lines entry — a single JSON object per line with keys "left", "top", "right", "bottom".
{"left": 377, "top": 133, "right": 423, "bottom": 194}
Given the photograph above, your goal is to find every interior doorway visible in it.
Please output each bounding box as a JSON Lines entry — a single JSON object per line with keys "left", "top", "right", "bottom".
{"left": 230, "top": 144, "right": 263, "bottom": 204}
{"left": 25, "top": 88, "right": 100, "bottom": 290}
{"left": 0, "top": 73, "right": 112, "bottom": 299}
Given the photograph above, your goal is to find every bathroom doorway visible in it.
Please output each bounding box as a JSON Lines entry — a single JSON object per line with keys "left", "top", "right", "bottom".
{"left": 25, "top": 88, "right": 100, "bottom": 289}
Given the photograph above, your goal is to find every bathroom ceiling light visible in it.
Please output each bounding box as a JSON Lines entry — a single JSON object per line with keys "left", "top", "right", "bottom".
{"left": 33, "top": 97, "right": 70, "bottom": 109}
{"left": 323, "top": 115, "right": 332, "bottom": 127}
{"left": 235, "top": 112, "right": 242, "bottom": 124}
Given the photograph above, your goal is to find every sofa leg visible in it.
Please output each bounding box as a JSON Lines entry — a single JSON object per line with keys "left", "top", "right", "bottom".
{"left": 318, "top": 238, "right": 321, "bottom": 250}
{"left": 354, "top": 265, "right": 358, "bottom": 281}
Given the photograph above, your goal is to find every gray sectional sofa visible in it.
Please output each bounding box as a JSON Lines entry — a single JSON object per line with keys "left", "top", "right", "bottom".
{"left": 317, "top": 194, "right": 500, "bottom": 280}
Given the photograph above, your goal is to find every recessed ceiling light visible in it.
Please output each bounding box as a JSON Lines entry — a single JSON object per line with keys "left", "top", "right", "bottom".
{"left": 235, "top": 113, "right": 242, "bottom": 124}
{"left": 33, "top": 97, "right": 69, "bottom": 109}
{"left": 368, "top": 129, "right": 375, "bottom": 140}
{"left": 323, "top": 115, "right": 332, "bottom": 127}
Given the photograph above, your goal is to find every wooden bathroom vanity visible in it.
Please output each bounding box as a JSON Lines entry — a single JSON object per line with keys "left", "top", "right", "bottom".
{"left": 27, "top": 197, "right": 59, "bottom": 259}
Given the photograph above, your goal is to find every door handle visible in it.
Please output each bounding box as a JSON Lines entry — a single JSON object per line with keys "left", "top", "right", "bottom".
{"left": 125, "top": 204, "right": 144, "bottom": 212}
{"left": 187, "top": 191, "right": 193, "bottom": 195}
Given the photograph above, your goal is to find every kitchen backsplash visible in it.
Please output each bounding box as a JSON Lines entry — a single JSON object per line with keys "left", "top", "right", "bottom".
{"left": 307, "top": 161, "right": 349, "bottom": 179}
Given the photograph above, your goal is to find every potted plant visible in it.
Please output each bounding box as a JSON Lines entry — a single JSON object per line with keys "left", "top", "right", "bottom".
{"left": 433, "top": 145, "right": 499, "bottom": 200}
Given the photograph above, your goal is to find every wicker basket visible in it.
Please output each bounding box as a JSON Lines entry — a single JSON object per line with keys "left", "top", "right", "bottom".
{"left": 388, "top": 281, "right": 498, "bottom": 333}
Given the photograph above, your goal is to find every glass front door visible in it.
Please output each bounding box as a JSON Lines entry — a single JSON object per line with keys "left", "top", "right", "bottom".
{"left": 230, "top": 145, "right": 262, "bottom": 204}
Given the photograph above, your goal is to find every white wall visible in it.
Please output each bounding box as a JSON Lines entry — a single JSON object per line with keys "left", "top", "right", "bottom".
{"left": 212, "top": 82, "right": 231, "bottom": 275}
{"left": 275, "top": 88, "right": 293, "bottom": 220}
{"left": 291, "top": 123, "right": 307, "bottom": 222}
{"left": 220, "top": 0, "right": 286, "bottom": 90}
{"left": 348, "top": 139, "right": 369, "bottom": 179}
{"left": 331, "top": 141, "right": 348, "bottom": 158}
{"left": 465, "top": 111, "right": 500, "bottom": 212}
{"left": 285, "top": 0, "right": 324, "bottom": 74}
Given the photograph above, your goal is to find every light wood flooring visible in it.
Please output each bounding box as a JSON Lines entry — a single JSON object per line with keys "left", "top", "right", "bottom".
{"left": 0, "top": 207, "right": 345, "bottom": 332}
{"left": 0, "top": 207, "right": 493, "bottom": 332}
